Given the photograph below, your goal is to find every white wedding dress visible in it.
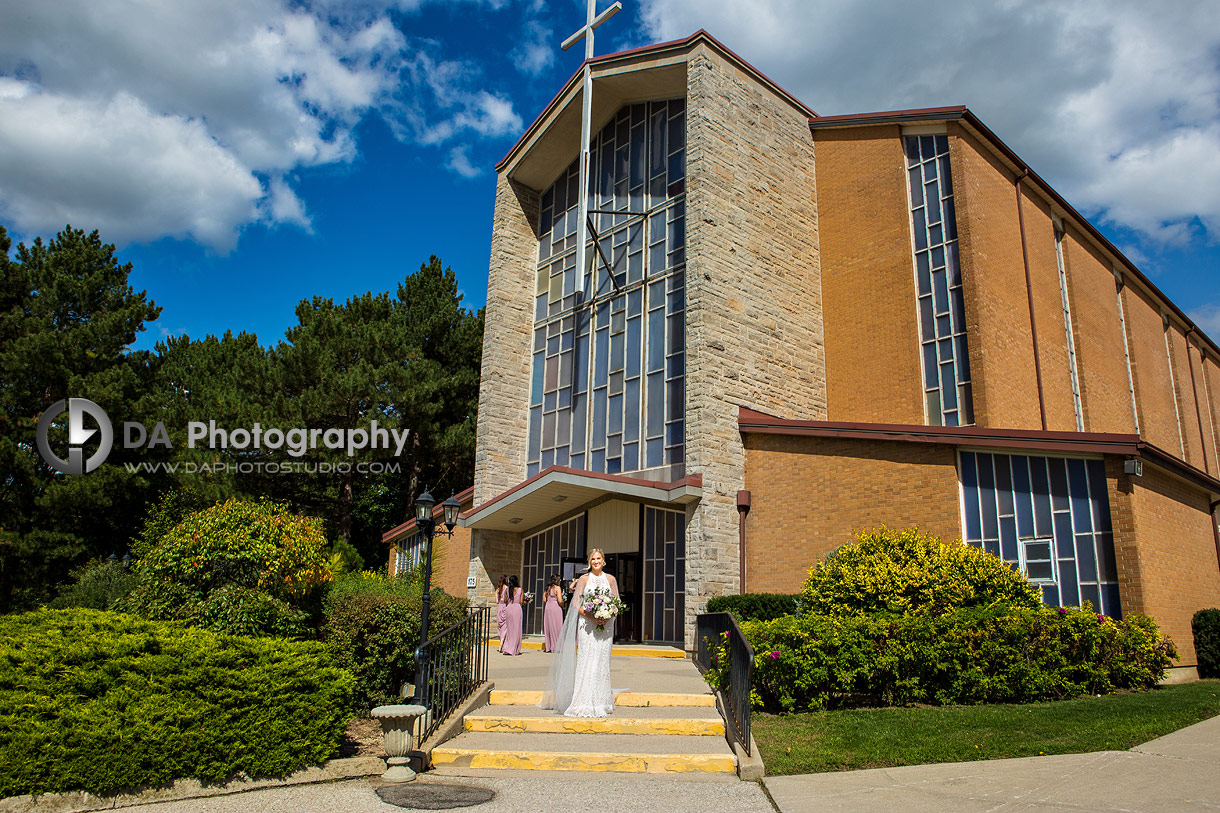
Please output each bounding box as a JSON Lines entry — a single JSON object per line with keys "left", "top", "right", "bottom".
{"left": 539, "top": 571, "right": 616, "bottom": 717}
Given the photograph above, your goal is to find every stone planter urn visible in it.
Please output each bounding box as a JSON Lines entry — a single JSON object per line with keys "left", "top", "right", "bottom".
{"left": 371, "top": 704, "right": 427, "bottom": 782}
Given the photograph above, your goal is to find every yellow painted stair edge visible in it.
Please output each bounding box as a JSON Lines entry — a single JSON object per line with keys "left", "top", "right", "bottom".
{"left": 489, "top": 690, "right": 715, "bottom": 707}
{"left": 464, "top": 715, "right": 724, "bottom": 736}
{"left": 487, "top": 640, "right": 686, "bottom": 658}
{"left": 430, "top": 748, "right": 736, "bottom": 774}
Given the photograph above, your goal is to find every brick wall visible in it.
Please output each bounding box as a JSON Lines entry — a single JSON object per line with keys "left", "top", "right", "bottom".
{"left": 742, "top": 433, "right": 962, "bottom": 594}
{"left": 1203, "top": 356, "right": 1220, "bottom": 473}
{"left": 814, "top": 125, "right": 924, "bottom": 424}
{"left": 1060, "top": 231, "right": 1138, "bottom": 433}
{"left": 1125, "top": 466, "right": 1220, "bottom": 665}
{"left": 1018, "top": 190, "right": 1079, "bottom": 431}
{"left": 1168, "top": 323, "right": 1208, "bottom": 471}
{"left": 949, "top": 124, "right": 1042, "bottom": 430}
{"left": 1123, "top": 284, "right": 1182, "bottom": 453}
{"left": 683, "top": 42, "right": 825, "bottom": 638}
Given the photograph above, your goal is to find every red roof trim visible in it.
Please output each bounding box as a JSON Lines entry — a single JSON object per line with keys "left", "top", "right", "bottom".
{"left": 495, "top": 30, "right": 816, "bottom": 173}
{"left": 739, "top": 408, "right": 1220, "bottom": 494}
{"left": 807, "top": 106, "right": 1220, "bottom": 361}
{"left": 461, "top": 466, "right": 703, "bottom": 521}
{"left": 382, "top": 485, "right": 475, "bottom": 544}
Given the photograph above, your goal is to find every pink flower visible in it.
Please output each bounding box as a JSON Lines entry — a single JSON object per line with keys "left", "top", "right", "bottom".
{"left": 1058, "top": 607, "right": 1067, "bottom": 615}
{"left": 1097, "top": 614, "right": 1106, "bottom": 624}
{"left": 770, "top": 650, "right": 781, "bottom": 660}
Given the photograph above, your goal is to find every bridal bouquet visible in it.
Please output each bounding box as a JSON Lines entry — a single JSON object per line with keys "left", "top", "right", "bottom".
{"left": 523, "top": 591, "right": 534, "bottom": 604}
{"left": 582, "top": 586, "right": 628, "bottom": 632}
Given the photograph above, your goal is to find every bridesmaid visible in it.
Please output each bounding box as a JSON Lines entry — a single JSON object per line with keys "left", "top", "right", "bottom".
{"left": 542, "top": 574, "right": 564, "bottom": 653}
{"left": 501, "top": 575, "right": 524, "bottom": 656}
{"left": 495, "top": 575, "right": 509, "bottom": 652}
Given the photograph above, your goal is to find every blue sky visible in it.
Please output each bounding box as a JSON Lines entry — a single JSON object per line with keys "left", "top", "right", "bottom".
{"left": 1, "top": 0, "right": 1218, "bottom": 351}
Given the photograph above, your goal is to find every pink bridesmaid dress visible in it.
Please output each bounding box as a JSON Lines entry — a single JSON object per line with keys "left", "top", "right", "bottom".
{"left": 543, "top": 587, "right": 563, "bottom": 652}
{"left": 496, "top": 586, "right": 508, "bottom": 650}
{"left": 501, "top": 587, "right": 524, "bottom": 656}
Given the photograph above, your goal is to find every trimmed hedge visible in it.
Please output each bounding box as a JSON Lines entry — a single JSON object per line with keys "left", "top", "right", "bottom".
{"left": 322, "top": 572, "right": 468, "bottom": 710}
{"left": 1193, "top": 608, "right": 1220, "bottom": 678}
{"left": 705, "top": 593, "right": 800, "bottom": 622}
{"left": 707, "top": 604, "right": 1176, "bottom": 712}
{"left": 0, "top": 609, "right": 354, "bottom": 798}
{"left": 802, "top": 527, "right": 1041, "bottom": 616}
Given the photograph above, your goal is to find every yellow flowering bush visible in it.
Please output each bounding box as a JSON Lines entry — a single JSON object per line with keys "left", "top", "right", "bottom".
{"left": 118, "top": 498, "right": 332, "bottom": 637}
{"left": 801, "top": 527, "right": 1041, "bottom": 617}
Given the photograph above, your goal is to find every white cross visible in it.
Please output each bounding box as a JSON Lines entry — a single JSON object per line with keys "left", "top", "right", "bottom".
{"left": 562, "top": 0, "right": 622, "bottom": 294}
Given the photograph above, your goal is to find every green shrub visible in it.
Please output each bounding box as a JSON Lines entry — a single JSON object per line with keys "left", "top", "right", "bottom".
{"left": 0, "top": 608, "right": 354, "bottom": 798}
{"left": 705, "top": 593, "right": 800, "bottom": 622}
{"left": 118, "top": 498, "right": 331, "bottom": 636}
{"left": 48, "top": 558, "right": 137, "bottom": 610}
{"left": 322, "top": 571, "right": 467, "bottom": 710}
{"left": 801, "top": 527, "right": 1041, "bottom": 617}
{"left": 707, "top": 604, "right": 1177, "bottom": 712}
{"left": 1193, "top": 609, "right": 1220, "bottom": 679}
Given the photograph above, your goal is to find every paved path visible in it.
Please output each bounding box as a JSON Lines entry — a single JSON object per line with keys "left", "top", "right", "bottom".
{"left": 126, "top": 771, "right": 776, "bottom": 813}
{"left": 763, "top": 712, "right": 1220, "bottom": 813}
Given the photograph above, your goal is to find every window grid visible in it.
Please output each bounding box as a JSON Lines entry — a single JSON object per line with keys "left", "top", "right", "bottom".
{"left": 520, "top": 515, "right": 586, "bottom": 636}
{"left": 529, "top": 99, "right": 686, "bottom": 477}
{"left": 906, "top": 134, "right": 973, "bottom": 426}
{"left": 960, "top": 450, "right": 1120, "bottom": 617}
{"left": 642, "top": 506, "right": 685, "bottom": 643}
{"left": 393, "top": 532, "right": 423, "bottom": 577}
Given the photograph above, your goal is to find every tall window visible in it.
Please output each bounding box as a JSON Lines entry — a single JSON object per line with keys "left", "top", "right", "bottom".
{"left": 528, "top": 99, "right": 687, "bottom": 477}
{"left": 906, "top": 134, "right": 973, "bottom": 426}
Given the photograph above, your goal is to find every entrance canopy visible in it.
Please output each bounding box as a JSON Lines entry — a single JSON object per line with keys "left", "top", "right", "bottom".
{"left": 461, "top": 465, "right": 701, "bottom": 533}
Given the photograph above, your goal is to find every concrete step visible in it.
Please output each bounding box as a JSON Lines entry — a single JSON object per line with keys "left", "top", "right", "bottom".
{"left": 488, "top": 689, "right": 715, "bottom": 707}
{"left": 488, "top": 639, "right": 686, "bottom": 658}
{"left": 430, "top": 731, "right": 736, "bottom": 774}
{"left": 464, "top": 703, "right": 724, "bottom": 736}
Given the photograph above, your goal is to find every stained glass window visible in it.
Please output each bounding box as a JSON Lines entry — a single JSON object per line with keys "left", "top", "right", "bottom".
{"left": 528, "top": 99, "right": 686, "bottom": 477}
{"left": 906, "top": 134, "right": 973, "bottom": 426}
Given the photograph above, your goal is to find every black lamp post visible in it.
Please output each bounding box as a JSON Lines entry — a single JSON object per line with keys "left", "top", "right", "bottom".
{"left": 413, "top": 489, "right": 462, "bottom": 705}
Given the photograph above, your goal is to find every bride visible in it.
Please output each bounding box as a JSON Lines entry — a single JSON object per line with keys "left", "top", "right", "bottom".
{"left": 539, "top": 548, "right": 619, "bottom": 717}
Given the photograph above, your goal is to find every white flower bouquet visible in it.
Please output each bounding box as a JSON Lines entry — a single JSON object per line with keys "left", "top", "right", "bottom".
{"left": 581, "top": 586, "right": 627, "bottom": 632}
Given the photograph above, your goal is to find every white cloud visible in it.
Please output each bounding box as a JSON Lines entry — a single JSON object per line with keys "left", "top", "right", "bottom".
{"left": 0, "top": 0, "right": 523, "bottom": 250}
{"left": 1189, "top": 304, "right": 1220, "bottom": 339}
{"left": 446, "top": 146, "right": 482, "bottom": 178}
{"left": 638, "top": 0, "right": 1220, "bottom": 249}
{"left": 512, "top": 20, "right": 555, "bottom": 76}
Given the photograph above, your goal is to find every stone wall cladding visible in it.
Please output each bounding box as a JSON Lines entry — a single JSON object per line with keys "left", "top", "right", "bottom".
{"left": 1126, "top": 466, "right": 1220, "bottom": 665}
{"left": 474, "top": 176, "right": 539, "bottom": 506}
{"left": 815, "top": 126, "right": 925, "bottom": 424}
{"left": 684, "top": 42, "right": 825, "bottom": 640}
{"left": 468, "top": 529, "right": 524, "bottom": 608}
{"left": 1124, "top": 284, "right": 1182, "bottom": 453}
{"left": 949, "top": 125, "right": 1042, "bottom": 430}
{"left": 1060, "top": 231, "right": 1138, "bottom": 434}
{"left": 742, "top": 433, "right": 962, "bottom": 594}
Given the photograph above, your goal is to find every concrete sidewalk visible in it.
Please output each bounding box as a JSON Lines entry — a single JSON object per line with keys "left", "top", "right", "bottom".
{"left": 763, "top": 712, "right": 1220, "bottom": 813}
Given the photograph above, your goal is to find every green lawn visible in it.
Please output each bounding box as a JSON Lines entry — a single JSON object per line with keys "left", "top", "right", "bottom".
{"left": 754, "top": 680, "right": 1220, "bottom": 776}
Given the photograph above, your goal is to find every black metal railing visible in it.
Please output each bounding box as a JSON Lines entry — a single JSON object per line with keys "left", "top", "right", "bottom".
{"left": 413, "top": 605, "right": 490, "bottom": 744}
{"left": 694, "top": 611, "right": 754, "bottom": 756}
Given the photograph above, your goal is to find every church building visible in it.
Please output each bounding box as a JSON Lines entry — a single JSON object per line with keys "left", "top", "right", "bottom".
{"left": 458, "top": 30, "right": 1220, "bottom": 671}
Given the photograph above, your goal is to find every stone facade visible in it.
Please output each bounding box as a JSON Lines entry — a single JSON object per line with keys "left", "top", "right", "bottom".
{"left": 683, "top": 41, "right": 824, "bottom": 640}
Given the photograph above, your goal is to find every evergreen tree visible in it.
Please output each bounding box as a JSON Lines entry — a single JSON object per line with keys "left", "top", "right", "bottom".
{"left": 0, "top": 226, "right": 160, "bottom": 611}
